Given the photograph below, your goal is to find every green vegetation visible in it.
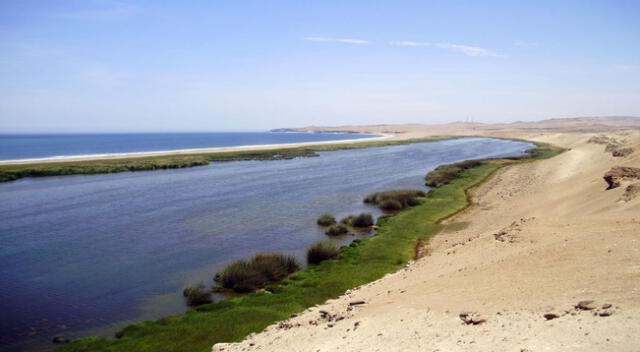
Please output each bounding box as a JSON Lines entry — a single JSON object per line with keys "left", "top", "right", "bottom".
{"left": 182, "top": 283, "right": 212, "bottom": 306}
{"left": 306, "top": 242, "right": 340, "bottom": 264}
{"left": 324, "top": 224, "right": 349, "bottom": 236}
{"left": 0, "top": 136, "right": 453, "bottom": 182}
{"left": 316, "top": 214, "right": 336, "bottom": 227}
{"left": 214, "top": 253, "right": 301, "bottom": 293}
{"left": 363, "top": 190, "right": 426, "bottom": 212}
{"left": 424, "top": 160, "right": 482, "bottom": 187}
{"left": 58, "top": 140, "right": 564, "bottom": 352}
{"left": 342, "top": 213, "right": 374, "bottom": 228}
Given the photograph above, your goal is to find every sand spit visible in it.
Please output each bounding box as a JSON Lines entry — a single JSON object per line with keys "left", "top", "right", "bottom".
{"left": 213, "top": 122, "right": 640, "bottom": 351}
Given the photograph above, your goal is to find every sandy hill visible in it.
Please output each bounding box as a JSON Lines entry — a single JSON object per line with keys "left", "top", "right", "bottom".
{"left": 215, "top": 120, "right": 640, "bottom": 352}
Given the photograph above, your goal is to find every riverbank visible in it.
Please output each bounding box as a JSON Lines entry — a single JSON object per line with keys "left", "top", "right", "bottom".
{"left": 213, "top": 127, "right": 640, "bottom": 352}
{"left": 57, "top": 139, "right": 562, "bottom": 352}
{"left": 0, "top": 135, "right": 442, "bottom": 182}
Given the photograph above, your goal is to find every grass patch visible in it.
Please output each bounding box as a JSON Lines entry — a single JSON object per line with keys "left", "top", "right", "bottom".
{"left": 58, "top": 140, "right": 563, "bottom": 352}
{"left": 306, "top": 242, "right": 340, "bottom": 264}
{"left": 0, "top": 136, "right": 453, "bottom": 183}
{"left": 424, "top": 160, "right": 483, "bottom": 187}
{"left": 214, "top": 253, "right": 301, "bottom": 293}
{"left": 316, "top": 214, "right": 336, "bottom": 227}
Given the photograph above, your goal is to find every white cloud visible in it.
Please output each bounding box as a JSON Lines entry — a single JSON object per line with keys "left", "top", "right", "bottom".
{"left": 51, "top": 1, "right": 135, "bottom": 21}
{"left": 390, "top": 41, "right": 501, "bottom": 57}
{"left": 514, "top": 40, "right": 538, "bottom": 47}
{"left": 614, "top": 65, "right": 637, "bottom": 71}
{"left": 389, "top": 41, "right": 431, "bottom": 47}
{"left": 304, "top": 37, "right": 370, "bottom": 44}
{"left": 435, "top": 43, "right": 500, "bottom": 57}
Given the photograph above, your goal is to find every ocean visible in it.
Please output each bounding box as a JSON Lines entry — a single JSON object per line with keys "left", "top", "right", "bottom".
{"left": 0, "top": 132, "right": 380, "bottom": 162}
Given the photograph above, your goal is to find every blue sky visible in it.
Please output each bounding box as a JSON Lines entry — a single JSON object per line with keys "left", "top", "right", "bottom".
{"left": 0, "top": 0, "right": 638, "bottom": 133}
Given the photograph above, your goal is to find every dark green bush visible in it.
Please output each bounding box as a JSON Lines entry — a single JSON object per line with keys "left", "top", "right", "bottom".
{"left": 350, "top": 213, "right": 374, "bottom": 227}
{"left": 424, "top": 160, "right": 483, "bottom": 187}
{"left": 182, "top": 282, "right": 212, "bottom": 306}
{"left": 325, "top": 224, "right": 349, "bottom": 236}
{"left": 215, "top": 253, "right": 301, "bottom": 293}
{"left": 317, "top": 214, "right": 336, "bottom": 226}
{"left": 364, "top": 190, "right": 426, "bottom": 212}
{"left": 380, "top": 199, "right": 403, "bottom": 211}
{"left": 306, "top": 242, "right": 339, "bottom": 264}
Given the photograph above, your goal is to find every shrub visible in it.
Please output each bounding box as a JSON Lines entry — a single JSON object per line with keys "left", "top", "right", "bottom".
{"left": 215, "top": 253, "right": 301, "bottom": 293}
{"left": 350, "top": 213, "right": 374, "bottom": 227}
{"left": 380, "top": 199, "right": 403, "bottom": 211}
{"left": 424, "top": 160, "right": 483, "bottom": 187}
{"left": 182, "top": 282, "right": 212, "bottom": 306}
{"left": 317, "top": 214, "right": 336, "bottom": 226}
{"left": 325, "top": 224, "right": 349, "bottom": 236}
{"left": 364, "top": 190, "right": 426, "bottom": 212}
{"left": 306, "top": 242, "right": 339, "bottom": 264}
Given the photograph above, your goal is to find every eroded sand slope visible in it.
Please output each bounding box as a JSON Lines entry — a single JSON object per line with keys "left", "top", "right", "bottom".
{"left": 214, "top": 129, "right": 640, "bottom": 352}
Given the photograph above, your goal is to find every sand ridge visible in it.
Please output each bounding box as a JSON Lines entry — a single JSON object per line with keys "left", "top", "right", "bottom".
{"left": 213, "top": 126, "right": 640, "bottom": 351}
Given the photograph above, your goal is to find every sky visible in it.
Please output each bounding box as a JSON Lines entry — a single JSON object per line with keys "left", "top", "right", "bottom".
{"left": 0, "top": 0, "right": 639, "bottom": 133}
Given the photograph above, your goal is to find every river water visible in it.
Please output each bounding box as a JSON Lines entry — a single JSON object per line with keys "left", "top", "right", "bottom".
{"left": 0, "top": 137, "right": 533, "bottom": 351}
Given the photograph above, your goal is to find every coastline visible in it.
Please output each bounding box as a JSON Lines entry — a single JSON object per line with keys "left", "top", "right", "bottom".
{"left": 0, "top": 133, "right": 394, "bottom": 165}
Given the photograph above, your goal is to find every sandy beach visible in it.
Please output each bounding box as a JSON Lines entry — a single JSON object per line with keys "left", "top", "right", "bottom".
{"left": 213, "top": 117, "right": 640, "bottom": 352}
{"left": 0, "top": 134, "right": 394, "bottom": 166}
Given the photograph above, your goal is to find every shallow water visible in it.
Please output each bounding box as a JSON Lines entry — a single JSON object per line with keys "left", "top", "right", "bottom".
{"left": 0, "top": 137, "right": 533, "bottom": 351}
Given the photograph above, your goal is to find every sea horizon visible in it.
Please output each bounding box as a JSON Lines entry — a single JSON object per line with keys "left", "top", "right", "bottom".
{"left": 0, "top": 131, "right": 382, "bottom": 163}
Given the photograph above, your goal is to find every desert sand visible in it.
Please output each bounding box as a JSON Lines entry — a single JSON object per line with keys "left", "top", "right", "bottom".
{"left": 213, "top": 118, "right": 640, "bottom": 352}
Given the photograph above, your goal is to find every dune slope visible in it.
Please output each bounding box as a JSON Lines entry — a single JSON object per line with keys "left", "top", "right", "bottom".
{"left": 214, "top": 129, "right": 640, "bottom": 352}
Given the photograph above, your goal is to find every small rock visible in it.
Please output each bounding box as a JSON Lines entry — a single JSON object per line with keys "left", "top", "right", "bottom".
{"left": 575, "top": 300, "right": 597, "bottom": 311}
{"left": 544, "top": 313, "right": 560, "bottom": 320}
{"left": 602, "top": 304, "right": 612, "bottom": 309}
{"left": 599, "top": 311, "right": 613, "bottom": 317}
{"left": 349, "top": 300, "right": 366, "bottom": 306}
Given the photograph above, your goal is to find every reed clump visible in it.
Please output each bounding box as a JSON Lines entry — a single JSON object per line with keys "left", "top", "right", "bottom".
{"left": 316, "top": 214, "right": 336, "bottom": 226}
{"left": 182, "top": 283, "right": 212, "bottom": 306}
{"left": 341, "top": 213, "right": 374, "bottom": 228}
{"left": 364, "top": 190, "right": 426, "bottom": 211}
{"left": 325, "top": 224, "right": 349, "bottom": 236}
{"left": 215, "top": 253, "right": 301, "bottom": 293}
{"left": 306, "top": 242, "right": 339, "bottom": 264}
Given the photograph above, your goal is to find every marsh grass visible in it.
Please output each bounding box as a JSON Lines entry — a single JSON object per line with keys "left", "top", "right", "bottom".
{"left": 306, "top": 242, "right": 340, "bottom": 264}
{"left": 424, "top": 160, "right": 483, "bottom": 187}
{"left": 215, "top": 253, "right": 301, "bottom": 293}
{"left": 325, "top": 224, "right": 349, "bottom": 236}
{"left": 364, "top": 190, "right": 426, "bottom": 212}
{"left": 182, "top": 283, "right": 212, "bottom": 306}
{"left": 348, "top": 213, "right": 374, "bottom": 228}
{"left": 316, "top": 214, "right": 336, "bottom": 226}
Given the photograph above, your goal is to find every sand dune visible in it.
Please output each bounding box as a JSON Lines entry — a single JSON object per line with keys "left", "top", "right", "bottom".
{"left": 213, "top": 122, "right": 640, "bottom": 351}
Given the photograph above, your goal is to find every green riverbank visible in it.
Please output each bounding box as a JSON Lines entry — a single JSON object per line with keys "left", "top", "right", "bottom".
{"left": 58, "top": 141, "right": 564, "bottom": 352}
{"left": 0, "top": 136, "right": 453, "bottom": 182}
